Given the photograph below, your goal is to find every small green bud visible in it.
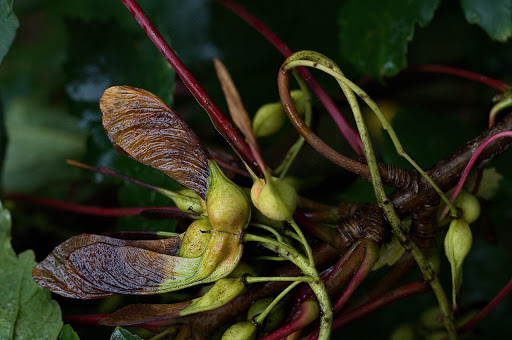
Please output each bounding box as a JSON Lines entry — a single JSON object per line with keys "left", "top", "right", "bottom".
{"left": 420, "top": 306, "right": 443, "bottom": 331}
{"left": 453, "top": 190, "right": 481, "bottom": 225}
{"left": 444, "top": 218, "right": 473, "bottom": 309}
{"left": 252, "top": 90, "right": 305, "bottom": 138}
{"left": 221, "top": 320, "right": 257, "bottom": 340}
{"left": 247, "top": 297, "right": 285, "bottom": 332}
{"left": 253, "top": 102, "right": 285, "bottom": 137}
{"left": 251, "top": 177, "right": 298, "bottom": 221}
{"left": 290, "top": 89, "right": 306, "bottom": 115}
{"left": 390, "top": 323, "right": 416, "bottom": 340}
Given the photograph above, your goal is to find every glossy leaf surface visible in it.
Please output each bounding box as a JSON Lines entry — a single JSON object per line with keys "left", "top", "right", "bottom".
{"left": 101, "top": 86, "right": 210, "bottom": 199}
{"left": 461, "top": 0, "right": 512, "bottom": 41}
{"left": 0, "top": 201, "right": 62, "bottom": 339}
{"left": 338, "top": 0, "right": 441, "bottom": 77}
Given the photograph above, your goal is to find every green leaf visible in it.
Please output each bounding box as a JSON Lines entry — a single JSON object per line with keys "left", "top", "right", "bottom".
{"left": 58, "top": 324, "right": 80, "bottom": 340}
{"left": 3, "top": 96, "right": 87, "bottom": 193}
{"left": 110, "top": 327, "right": 143, "bottom": 340}
{"left": 338, "top": 0, "right": 441, "bottom": 77}
{"left": 461, "top": 0, "right": 512, "bottom": 42}
{"left": 0, "top": 200, "right": 63, "bottom": 339}
{"left": 0, "top": 0, "right": 18, "bottom": 66}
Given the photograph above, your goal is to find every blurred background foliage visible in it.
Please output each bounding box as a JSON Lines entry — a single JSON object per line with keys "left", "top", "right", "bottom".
{"left": 1, "top": 0, "right": 511, "bottom": 338}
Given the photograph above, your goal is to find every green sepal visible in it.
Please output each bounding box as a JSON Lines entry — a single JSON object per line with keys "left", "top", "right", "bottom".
{"left": 179, "top": 277, "right": 245, "bottom": 316}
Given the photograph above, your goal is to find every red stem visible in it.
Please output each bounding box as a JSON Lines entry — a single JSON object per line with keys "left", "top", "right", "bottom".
{"left": 260, "top": 301, "right": 318, "bottom": 340}
{"left": 119, "top": 0, "right": 261, "bottom": 176}
{"left": 411, "top": 65, "right": 511, "bottom": 92}
{"left": 305, "top": 280, "right": 430, "bottom": 340}
{"left": 459, "top": 278, "right": 512, "bottom": 334}
{"left": 332, "top": 280, "right": 430, "bottom": 330}
{"left": 63, "top": 314, "right": 167, "bottom": 333}
{"left": 5, "top": 192, "right": 180, "bottom": 217}
{"left": 215, "top": 0, "right": 364, "bottom": 157}
{"left": 441, "top": 131, "right": 512, "bottom": 219}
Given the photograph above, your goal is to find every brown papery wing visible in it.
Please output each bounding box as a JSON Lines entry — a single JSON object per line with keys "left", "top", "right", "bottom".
{"left": 32, "top": 234, "right": 200, "bottom": 299}
{"left": 101, "top": 86, "right": 210, "bottom": 200}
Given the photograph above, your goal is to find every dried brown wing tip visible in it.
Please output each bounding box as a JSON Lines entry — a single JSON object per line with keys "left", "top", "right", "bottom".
{"left": 32, "top": 234, "right": 197, "bottom": 299}
{"left": 99, "top": 302, "right": 192, "bottom": 326}
{"left": 101, "top": 86, "right": 211, "bottom": 200}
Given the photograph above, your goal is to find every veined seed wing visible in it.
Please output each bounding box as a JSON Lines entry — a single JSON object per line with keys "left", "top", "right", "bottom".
{"left": 32, "top": 234, "right": 201, "bottom": 299}
{"left": 101, "top": 86, "right": 210, "bottom": 199}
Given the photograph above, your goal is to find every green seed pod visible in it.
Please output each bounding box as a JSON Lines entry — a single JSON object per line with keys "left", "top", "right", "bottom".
{"left": 290, "top": 89, "right": 306, "bottom": 116}
{"left": 229, "top": 261, "right": 258, "bottom": 278}
{"left": 253, "top": 102, "right": 286, "bottom": 137}
{"left": 444, "top": 218, "right": 473, "bottom": 308}
{"left": 252, "top": 90, "right": 305, "bottom": 138}
{"left": 251, "top": 177, "right": 298, "bottom": 221}
{"left": 221, "top": 320, "right": 257, "bottom": 340}
{"left": 389, "top": 323, "right": 416, "bottom": 340}
{"left": 453, "top": 190, "right": 481, "bottom": 225}
{"left": 420, "top": 306, "right": 443, "bottom": 331}
{"left": 247, "top": 297, "right": 285, "bottom": 332}
{"left": 207, "top": 162, "right": 251, "bottom": 234}
{"left": 179, "top": 218, "right": 212, "bottom": 258}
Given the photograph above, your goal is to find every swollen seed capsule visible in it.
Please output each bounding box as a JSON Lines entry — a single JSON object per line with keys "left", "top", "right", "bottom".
{"left": 252, "top": 90, "right": 305, "bottom": 138}
{"left": 221, "top": 320, "right": 257, "bottom": 340}
{"left": 206, "top": 162, "right": 251, "bottom": 234}
{"left": 290, "top": 89, "right": 306, "bottom": 115}
{"left": 444, "top": 218, "right": 472, "bottom": 295}
{"left": 251, "top": 177, "right": 298, "bottom": 221}
{"left": 253, "top": 102, "right": 285, "bottom": 137}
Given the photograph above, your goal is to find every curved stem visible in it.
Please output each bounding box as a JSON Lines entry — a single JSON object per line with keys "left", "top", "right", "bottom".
{"left": 278, "top": 67, "right": 370, "bottom": 177}
{"left": 489, "top": 95, "right": 512, "bottom": 128}
{"left": 247, "top": 234, "right": 332, "bottom": 339}
{"left": 283, "top": 55, "right": 457, "bottom": 217}
{"left": 275, "top": 70, "right": 313, "bottom": 178}
{"left": 250, "top": 222, "right": 284, "bottom": 242}
{"left": 281, "top": 50, "right": 457, "bottom": 339}
{"left": 459, "top": 278, "right": 512, "bottom": 334}
{"left": 254, "top": 281, "right": 302, "bottom": 325}
{"left": 215, "top": 0, "right": 364, "bottom": 156}
{"left": 411, "top": 64, "right": 511, "bottom": 92}
{"left": 440, "top": 131, "right": 512, "bottom": 220}
{"left": 289, "top": 218, "right": 314, "bottom": 265}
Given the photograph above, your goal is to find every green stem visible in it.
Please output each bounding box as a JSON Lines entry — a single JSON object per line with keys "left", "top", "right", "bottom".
{"left": 253, "top": 256, "right": 287, "bottom": 261}
{"left": 284, "top": 53, "right": 457, "bottom": 217}
{"left": 244, "top": 233, "right": 332, "bottom": 339}
{"left": 254, "top": 281, "right": 301, "bottom": 325}
{"left": 489, "top": 94, "right": 512, "bottom": 127}
{"left": 275, "top": 70, "right": 313, "bottom": 178}
{"left": 250, "top": 222, "right": 284, "bottom": 242}
{"left": 245, "top": 276, "right": 314, "bottom": 284}
{"left": 282, "top": 50, "right": 457, "bottom": 339}
{"left": 288, "top": 218, "right": 314, "bottom": 265}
